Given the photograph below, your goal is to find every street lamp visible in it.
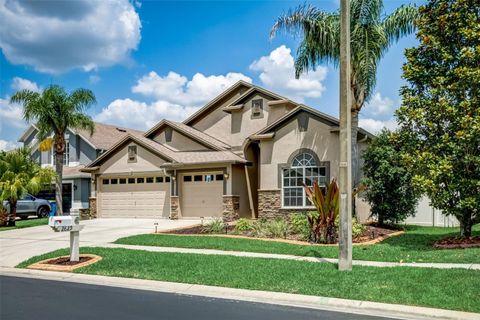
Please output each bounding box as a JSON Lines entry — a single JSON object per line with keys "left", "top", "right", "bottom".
{"left": 338, "top": 0, "right": 353, "bottom": 271}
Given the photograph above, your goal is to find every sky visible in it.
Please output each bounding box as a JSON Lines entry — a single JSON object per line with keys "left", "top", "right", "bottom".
{"left": 0, "top": 0, "right": 424, "bottom": 151}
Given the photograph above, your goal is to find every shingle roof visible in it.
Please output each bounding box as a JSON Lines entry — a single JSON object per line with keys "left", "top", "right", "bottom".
{"left": 75, "top": 122, "right": 144, "bottom": 151}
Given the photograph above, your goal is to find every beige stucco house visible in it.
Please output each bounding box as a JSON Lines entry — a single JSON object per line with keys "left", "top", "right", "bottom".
{"left": 82, "top": 81, "right": 373, "bottom": 220}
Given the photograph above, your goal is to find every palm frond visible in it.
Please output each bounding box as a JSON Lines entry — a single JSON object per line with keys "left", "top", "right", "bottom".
{"left": 382, "top": 4, "right": 418, "bottom": 46}
{"left": 270, "top": 4, "right": 325, "bottom": 39}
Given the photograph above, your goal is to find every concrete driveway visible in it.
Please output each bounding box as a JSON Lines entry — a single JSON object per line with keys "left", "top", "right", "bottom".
{"left": 0, "top": 218, "right": 197, "bottom": 267}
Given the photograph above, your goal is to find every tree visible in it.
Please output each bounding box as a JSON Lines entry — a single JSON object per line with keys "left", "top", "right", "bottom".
{"left": 271, "top": 0, "right": 418, "bottom": 185}
{"left": 11, "top": 85, "right": 96, "bottom": 216}
{"left": 362, "top": 129, "right": 420, "bottom": 225}
{"left": 395, "top": 0, "right": 480, "bottom": 237}
{"left": 0, "top": 148, "right": 55, "bottom": 226}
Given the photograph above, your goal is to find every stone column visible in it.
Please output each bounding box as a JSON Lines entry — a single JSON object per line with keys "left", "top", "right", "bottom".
{"left": 170, "top": 196, "right": 179, "bottom": 219}
{"left": 257, "top": 190, "right": 281, "bottom": 219}
{"left": 88, "top": 197, "right": 97, "bottom": 218}
{"left": 222, "top": 195, "right": 240, "bottom": 222}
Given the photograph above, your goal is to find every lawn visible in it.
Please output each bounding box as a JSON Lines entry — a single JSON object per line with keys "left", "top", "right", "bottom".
{"left": 0, "top": 217, "right": 48, "bottom": 232}
{"left": 115, "top": 225, "right": 480, "bottom": 263}
{"left": 17, "top": 247, "right": 480, "bottom": 313}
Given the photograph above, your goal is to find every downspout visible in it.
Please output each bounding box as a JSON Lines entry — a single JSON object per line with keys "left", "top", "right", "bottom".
{"left": 244, "top": 165, "right": 255, "bottom": 219}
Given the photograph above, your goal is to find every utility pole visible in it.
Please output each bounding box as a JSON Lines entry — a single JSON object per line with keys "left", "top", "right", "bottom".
{"left": 338, "top": 0, "right": 352, "bottom": 271}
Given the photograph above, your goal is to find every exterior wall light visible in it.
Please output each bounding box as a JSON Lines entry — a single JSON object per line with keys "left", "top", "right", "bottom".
{"left": 223, "top": 173, "right": 229, "bottom": 179}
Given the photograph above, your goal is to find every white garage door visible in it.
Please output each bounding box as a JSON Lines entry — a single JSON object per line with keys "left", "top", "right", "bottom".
{"left": 180, "top": 172, "right": 223, "bottom": 217}
{"left": 99, "top": 176, "right": 170, "bottom": 218}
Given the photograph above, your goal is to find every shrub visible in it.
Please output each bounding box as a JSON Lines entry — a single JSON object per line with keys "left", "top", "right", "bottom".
{"left": 290, "top": 213, "right": 310, "bottom": 240}
{"left": 352, "top": 218, "right": 366, "bottom": 238}
{"left": 304, "top": 180, "right": 339, "bottom": 244}
{"left": 202, "top": 219, "right": 225, "bottom": 234}
{"left": 265, "top": 218, "right": 290, "bottom": 239}
{"left": 251, "top": 220, "right": 268, "bottom": 238}
{"left": 0, "top": 207, "right": 7, "bottom": 227}
{"left": 234, "top": 218, "right": 253, "bottom": 233}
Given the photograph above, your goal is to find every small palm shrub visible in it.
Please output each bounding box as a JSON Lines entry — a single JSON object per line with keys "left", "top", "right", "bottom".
{"left": 266, "top": 218, "right": 290, "bottom": 239}
{"left": 250, "top": 219, "right": 268, "bottom": 238}
{"left": 290, "top": 213, "right": 310, "bottom": 240}
{"left": 234, "top": 218, "right": 253, "bottom": 233}
{"left": 202, "top": 219, "right": 224, "bottom": 233}
{"left": 304, "top": 179, "right": 339, "bottom": 244}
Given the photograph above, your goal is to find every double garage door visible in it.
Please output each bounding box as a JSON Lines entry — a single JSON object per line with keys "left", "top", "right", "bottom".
{"left": 99, "top": 176, "right": 170, "bottom": 218}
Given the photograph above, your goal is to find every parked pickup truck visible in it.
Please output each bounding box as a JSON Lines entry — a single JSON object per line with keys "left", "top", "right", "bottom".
{"left": 2, "top": 194, "right": 51, "bottom": 219}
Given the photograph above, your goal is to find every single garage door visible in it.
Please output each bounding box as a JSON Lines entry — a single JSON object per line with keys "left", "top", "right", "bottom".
{"left": 99, "top": 176, "right": 170, "bottom": 218}
{"left": 180, "top": 172, "right": 224, "bottom": 217}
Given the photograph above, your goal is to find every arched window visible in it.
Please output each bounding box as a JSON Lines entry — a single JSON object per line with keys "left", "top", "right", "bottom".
{"left": 282, "top": 152, "right": 327, "bottom": 207}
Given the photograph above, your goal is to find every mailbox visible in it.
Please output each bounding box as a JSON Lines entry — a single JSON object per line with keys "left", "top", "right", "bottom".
{"left": 49, "top": 215, "right": 84, "bottom": 232}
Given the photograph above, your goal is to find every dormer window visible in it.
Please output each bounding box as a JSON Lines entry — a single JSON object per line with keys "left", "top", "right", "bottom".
{"left": 128, "top": 145, "right": 137, "bottom": 163}
{"left": 251, "top": 99, "right": 263, "bottom": 118}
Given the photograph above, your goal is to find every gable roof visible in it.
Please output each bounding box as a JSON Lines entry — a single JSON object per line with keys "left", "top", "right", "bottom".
{"left": 221, "top": 86, "right": 287, "bottom": 113}
{"left": 75, "top": 122, "right": 144, "bottom": 151}
{"left": 183, "top": 80, "right": 253, "bottom": 125}
{"left": 143, "top": 119, "right": 230, "bottom": 150}
{"left": 251, "top": 104, "right": 374, "bottom": 139}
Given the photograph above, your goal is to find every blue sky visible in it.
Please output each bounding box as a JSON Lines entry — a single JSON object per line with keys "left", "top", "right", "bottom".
{"left": 0, "top": 0, "right": 424, "bottom": 150}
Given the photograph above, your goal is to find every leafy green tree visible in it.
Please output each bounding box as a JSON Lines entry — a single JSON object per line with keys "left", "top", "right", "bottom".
{"left": 0, "top": 148, "right": 55, "bottom": 226}
{"left": 11, "top": 85, "right": 96, "bottom": 215}
{"left": 362, "top": 129, "right": 420, "bottom": 225}
{"left": 395, "top": 0, "right": 480, "bottom": 237}
{"left": 271, "top": 0, "right": 418, "bottom": 185}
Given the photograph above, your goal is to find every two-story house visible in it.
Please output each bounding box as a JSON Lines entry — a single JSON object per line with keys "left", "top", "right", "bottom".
{"left": 18, "top": 122, "right": 142, "bottom": 214}
{"left": 82, "top": 81, "right": 373, "bottom": 220}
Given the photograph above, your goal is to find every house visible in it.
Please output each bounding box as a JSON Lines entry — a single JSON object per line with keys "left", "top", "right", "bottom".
{"left": 82, "top": 81, "right": 373, "bottom": 220}
{"left": 18, "top": 122, "right": 143, "bottom": 214}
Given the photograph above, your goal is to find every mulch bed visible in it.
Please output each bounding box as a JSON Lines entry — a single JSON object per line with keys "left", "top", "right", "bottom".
{"left": 434, "top": 236, "right": 480, "bottom": 249}
{"left": 44, "top": 256, "right": 93, "bottom": 266}
{"left": 163, "top": 224, "right": 400, "bottom": 245}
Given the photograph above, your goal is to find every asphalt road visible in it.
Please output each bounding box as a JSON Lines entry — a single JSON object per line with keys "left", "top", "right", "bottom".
{"left": 0, "top": 276, "right": 395, "bottom": 320}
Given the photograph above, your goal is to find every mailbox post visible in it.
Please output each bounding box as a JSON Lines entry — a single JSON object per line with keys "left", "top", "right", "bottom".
{"left": 49, "top": 208, "right": 84, "bottom": 262}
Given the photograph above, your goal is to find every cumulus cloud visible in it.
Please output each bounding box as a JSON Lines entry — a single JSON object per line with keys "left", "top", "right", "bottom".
{"left": 0, "top": 0, "right": 141, "bottom": 74}
{"left": 95, "top": 98, "right": 198, "bottom": 130}
{"left": 249, "top": 45, "right": 327, "bottom": 102}
{"left": 11, "top": 77, "right": 41, "bottom": 92}
{"left": 0, "top": 97, "right": 27, "bottom": 131}
{"left": 363, "top": 92, "right": 394, "bottom": 117}
{"left": 0, "top": 139, "right": 19, "bottom": 151}
{"left": 132, "top": 71, "right": 252, "bottom": 106}
{"left": 359, "top": 117, "right": 398, "bottom": 134}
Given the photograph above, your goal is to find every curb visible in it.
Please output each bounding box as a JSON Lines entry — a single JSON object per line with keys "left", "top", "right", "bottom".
{"left": 1, "top": 267, "right": 478, "bottom": 320}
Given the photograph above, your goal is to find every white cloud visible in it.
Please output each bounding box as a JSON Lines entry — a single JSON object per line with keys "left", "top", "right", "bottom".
{"left": 363, "top": 92, "right": 394, "bottom": 117}
{"left": 94, "top": 98, "right": 199, "bottom": 130}
{"left": 0, "top": 139, "right": 19, "bottom": 151}
{"left": 249, "top": 45, "right": 327, "bottom": 102}
{"left": 11, "top": 77, "right": 41, "bottom": 92}
{"left": 132, "top": 71, "right": 252, "bottom": 106}
{"left": 0, "top": 97, "right": 27, "bottom": 131}
{"left": 359, "top": 117, "right": 398, "bottom": 134}
{"left": 0, "top": 0, "right": 141, "bottom": 74}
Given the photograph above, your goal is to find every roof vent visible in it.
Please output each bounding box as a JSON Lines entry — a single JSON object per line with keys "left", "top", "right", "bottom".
{"left": 116, "top": 128, "right": 127, "bottom": 133}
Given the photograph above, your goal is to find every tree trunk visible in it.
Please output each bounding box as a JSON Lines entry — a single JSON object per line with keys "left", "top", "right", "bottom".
{"left": 54, "top": 135, "right": 65, "bottom": 216}
{"left": 351, "top": 109, "right": 360, "bottom": 187}
{"left": 459, "top": 215, "right": 473, "bottom": 238}
{"left": 7, "top": 199, "right": 17, "bottom": 227}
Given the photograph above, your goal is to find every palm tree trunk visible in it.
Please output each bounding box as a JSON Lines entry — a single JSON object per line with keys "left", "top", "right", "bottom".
{"left": 55, "top": 151, "right": 64, "bottom": 216}
{"left": 7, "top": 199, "right": 17, "bottom": 227}
{"left": 351, "top": 109, "right": 359, "bottom": 187}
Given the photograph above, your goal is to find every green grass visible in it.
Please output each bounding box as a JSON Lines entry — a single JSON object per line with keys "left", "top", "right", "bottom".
{"left": 115, "top": 225, "right": 480, "bottom": 263}
{"left": 0, "top": 217, "right": 48, "bottom": 231}
{"left": 17, "top": 247, "right": 480, "bottom": 313}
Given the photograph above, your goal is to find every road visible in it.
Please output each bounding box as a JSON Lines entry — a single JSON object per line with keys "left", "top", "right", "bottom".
{"left": 0, "top": 276, "right": 395, "bottom": 320}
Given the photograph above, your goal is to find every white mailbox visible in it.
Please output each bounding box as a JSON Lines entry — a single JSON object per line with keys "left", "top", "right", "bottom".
{"left": 49, "top": 215, "right": 84, "bottom": 232}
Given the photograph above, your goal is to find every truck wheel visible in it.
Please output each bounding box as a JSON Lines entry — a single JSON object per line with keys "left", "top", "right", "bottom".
{"left": 37, "top": 206, "right": 49, "bottom": 218}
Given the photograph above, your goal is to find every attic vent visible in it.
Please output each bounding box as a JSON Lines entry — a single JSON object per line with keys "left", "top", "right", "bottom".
{"left": 128, "top": 145, "right": 137, "bottom": 163}
{"left": 116, "top": 128, "right": 127, "bottom": 133}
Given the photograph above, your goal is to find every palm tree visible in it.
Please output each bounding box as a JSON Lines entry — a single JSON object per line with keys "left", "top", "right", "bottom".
{"left": 0, "top": 148, "right": 55, "bottom": 226}
{"left": 271, "top": 0, "right": 418, "bottom": 185}
{"left": 11, "top": 85, "right": 96, "bottom": 216}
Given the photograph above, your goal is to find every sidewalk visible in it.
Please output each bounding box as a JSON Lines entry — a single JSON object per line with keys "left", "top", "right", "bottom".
{"left": 1, "top": 267, "right": 478, "bottom": 320}
{"left": 102, "top": 243, "right": 480, "bottom": 270}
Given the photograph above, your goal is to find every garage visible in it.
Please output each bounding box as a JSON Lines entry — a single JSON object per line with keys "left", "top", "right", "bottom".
{"left": 180, "top": 172, "right": 224, "bottom": 217}
{"left": 99, "top": 175, "right": 170, "bottom": 218}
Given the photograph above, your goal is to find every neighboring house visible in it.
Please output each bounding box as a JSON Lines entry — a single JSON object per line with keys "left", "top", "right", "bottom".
{"left": 82, "top": 81, "right": 373, "bottom": 220}
{"left": 18, "top": 122, "right": 143, "bottom": 213}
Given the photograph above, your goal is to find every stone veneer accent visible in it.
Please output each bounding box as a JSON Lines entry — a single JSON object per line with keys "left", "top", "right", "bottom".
{"left": 170, "top": 196, "right": 179, "bottom": 220}
{"left": 258, "top": 189, "right": 310, "bottom": 219}
{"left": 88, "top": 197, "right": 97, "bottom": 219}
{"left": 222, "top": 195, "right": 240, "bottom": 222}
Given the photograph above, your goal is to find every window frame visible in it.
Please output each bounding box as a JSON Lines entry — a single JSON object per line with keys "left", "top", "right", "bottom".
{"left": 281, "top": 153, "right": 327, "bottom": 209}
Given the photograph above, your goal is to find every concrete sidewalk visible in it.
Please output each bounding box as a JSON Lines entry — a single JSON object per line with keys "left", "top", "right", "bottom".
{"left": 103, "top": 243, "right": 480, "bottom": 270}
{"left": 1, "top": 267, "right": 478, "bottom": 320}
